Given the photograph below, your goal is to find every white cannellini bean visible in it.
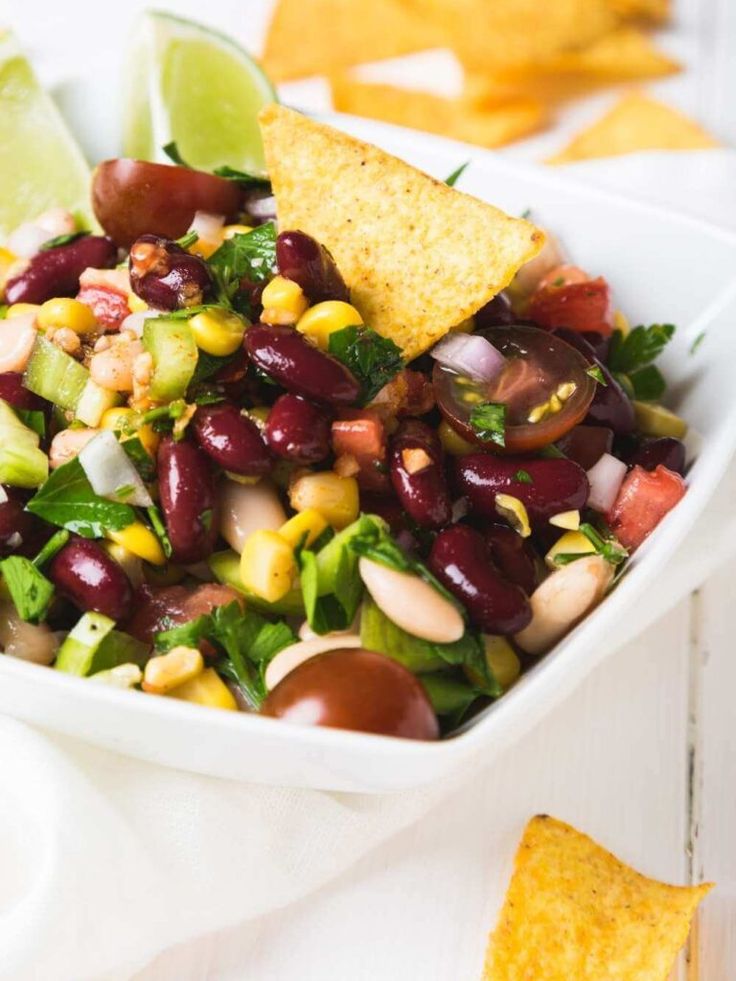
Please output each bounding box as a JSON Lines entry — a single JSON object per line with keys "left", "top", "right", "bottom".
{"left": 358, "top": 557, "right": 464, "bottom": 644}
{"left": 265, "top": 635, "right": 361, "bottom": 691}
{"left": 298, "top": 618, "right": 358, "bottom": 642}
{"left": 514, "top": 554, "right": 614, "bottom": 655}
{"left": 6, "top": 222, "right": 51, "bottom": 258}
{"left": 49, "top": 428, "right": 99, "bottom": 469}
{"left": 0, "top": 313, "right": 37, "bottom": 373}
{"left": 0, "top": 605, "right": 59, "bottom": 665}
{"left": 219, "top": 478, "right": 287, "bottom": 553}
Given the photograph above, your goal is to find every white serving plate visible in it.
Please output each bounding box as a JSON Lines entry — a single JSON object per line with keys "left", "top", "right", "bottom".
{"left": 1, "top": 97, "right": 736, "bottom": 791}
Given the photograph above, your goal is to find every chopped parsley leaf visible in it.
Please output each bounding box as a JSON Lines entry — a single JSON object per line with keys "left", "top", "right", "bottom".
{"left": 469, "top": 401, "right": 506, "bottom": 447}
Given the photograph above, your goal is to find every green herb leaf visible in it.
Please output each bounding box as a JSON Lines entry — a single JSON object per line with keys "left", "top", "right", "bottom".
{"left": 514, "top": 469, "right": 533, "bottom": 484}
{"left": 40, "top": 231, "right": 89, "bottom": 251}
{"left": 162, "top": 141, "right": 191, "bottom": 167}
{"left": 212, "top": 164, "right": 271, "bottom": 190}
{"left": 190, "top": 349, "right": 234, "bottom": 384}
{"left": 628, "top": 364, "right": 666, "bottom": 401}
{"left": 146, "top": 505, "right": 172, "bottom": 560}
{"left": 122, "top": 437, "right": 156, "bottom": 483}
{"left": 208, "top": 223, "right": 277, "bottom": 312}
{"left": 0, "top": 556, "right": 54, "bottom": 623}
{"left": 176, "top": 230, "right": 199, "bottom": 250}
{"left": 26, "top": 457, "right": 135, "bottom": 538}
{"left": 580, "top": 522, "right": 628, "bottom": 565}
{"left": 608, "top": 323, "right": 676, "bottom": 373}
{"left": 327, "top": 325, "right": 404, "bottom": 404}
{"left": 469, "top": 401, "right": 506, "bottom": 447}
{"left": 419, "top": 673, "right": 484, "bottom": 719}
{"left": 32, "top": 529, "right": 70, "bottom": 568}
{"left": 690, "top": 331, "right": 706, "bottom": 355}
{"left": 445, "top": 161, "right": 469, "bottom": 187}
{"left": 15, "top": 408, "right": 46, "bottom": 438}
{"left": 586, "top": 364, "right": 607, "bottom": 386}
{"left": 539, "top": 443, "right": 566, "bottom": 459}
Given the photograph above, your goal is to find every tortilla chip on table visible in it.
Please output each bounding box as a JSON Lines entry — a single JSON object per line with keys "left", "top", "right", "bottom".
{"left": 330, "top": 78, "right": 546, "bottom": 149}
{"left": 546, "top": 92, "right": 720, "bottom": 163}
{"left": 261, "top": 0, "right": 441, "bottom": 81}
{"left": 259, "top": 104, "right": 543, "bottom": 360}
{"left": 483, "top": 815, "right": 712, "bottom": 980}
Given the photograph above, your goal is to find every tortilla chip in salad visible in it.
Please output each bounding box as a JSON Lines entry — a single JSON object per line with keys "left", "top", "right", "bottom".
{"left": 546, "top": 92, "right": 719, "bottom": 163}
{"left": 261, "top": 0, "right": 441, "bottom": 81}
{"left": 330, "top": 78, "right": 546, "bottom": 149}
{"left": 483, "top": 815, "right": 712, "bottom": 981}
{"left": 466, "top": 29, "right": 680, "bottom": 107}
{"left": 259, "top": 105, "right": 544, "bottom": 360}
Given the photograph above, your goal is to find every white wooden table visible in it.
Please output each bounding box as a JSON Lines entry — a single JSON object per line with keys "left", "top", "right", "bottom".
{"left": 3, "top": 0, "right": 732, "bottom": 976}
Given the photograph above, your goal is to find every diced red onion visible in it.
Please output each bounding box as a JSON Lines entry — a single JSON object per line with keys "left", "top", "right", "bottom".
{"left": 431, "top": 332, "right": 505, "bottom": 383}
{"left": 190, "top": 211, "right": 225, "bottom": 242}
{"left": 586, "top": 452, "right": 627, "bottom": 513}
{"left": 7, "top": 222, "right": 50, "bottom": 259}
{"left": 79, "top": 430, "right": 152, "bottom": 507}
{"left": 244, "top": 191, "right": 276, "bottom": 224}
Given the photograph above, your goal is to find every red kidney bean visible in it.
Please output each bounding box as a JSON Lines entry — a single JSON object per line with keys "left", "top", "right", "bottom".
{"left": 579, "top": 330, "right": 611, "bottom": 363}
{"left": 483, "top": 522, "right": 538, "bottom": 595}
{"left": 129, "top": 234, "right": 213, "bottom": 310}
{"left": 192, "top": 402, "right": 271, "bottom": 476}
{"left": 474, "top": 291, "right": 514, "bottom": 329}
{"left": 556, "top": 424, "right": 613, "bottom": 471}
{"left": 49, "top": 536, "right": 133, "bottom": 620}
{"left": 359, "top": 492, "right": 408, "bottom": 534}
{"left": 454, "top": 454, "right": 589, "bottom": 525}
{"left": 429, "top": 525, "right": 531, "bottom": 635}
{"left": 0, "top": 372, "right": 47, "bottom": 411}
{"left": 276, "top": 230, "right": 349, "bottom": 304}
{"left": 265, "top": 393, "right": 332, "bottom": 465}
{"left": 0, "top": 487, "right": 48, "bottom": 557}
{"left": 157, "top": 437, "right": 219, "bottom": 564}
{"left": 626, "top": 437, "right": 686, "bottom": 476}
{"left": 389, "top": 420, "right": 451, "bottom": 529}
{"left": 555, "top": 328, "right": 635, "bottom": 435}
{"left": 244, "top": 323, "right": 360, "bottom": 406}
{"left": 4, "top": 235, "right": 117, "bottom": 305}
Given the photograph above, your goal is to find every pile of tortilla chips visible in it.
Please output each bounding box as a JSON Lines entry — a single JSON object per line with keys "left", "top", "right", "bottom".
{"left": 483, "top": 815, "right": 712, "bottom": 980}
{"left": 262, "top": 0, "right": 717, "bottom": 160}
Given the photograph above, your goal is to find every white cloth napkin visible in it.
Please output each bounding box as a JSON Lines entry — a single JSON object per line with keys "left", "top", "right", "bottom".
{"left": 0, "top": 150, "right": 733, "bottom": 981}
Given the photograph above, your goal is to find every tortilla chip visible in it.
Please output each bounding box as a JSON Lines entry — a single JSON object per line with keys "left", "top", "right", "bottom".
{"left": 484, "top": 815, "right": 713, "bottom": 981}
{"left": 608, "top": 0, "right": 671, "bottom": 23}
{"left": 259, "top": 105, "right": 543, "bottom": 360}
{"left": 546, "top": 92, "right": 719, "bottom": 163}
{"left": 467, "top": 29, "right": 680, "bottom": 106}
{"left": 330, "top": 78, "right": 546, "bottom": 149}
{"left": 397, "top": 0, "right": 617, "bottom": 72}
{"left": 261, "top": 0, "right": 441, "bottom": 82}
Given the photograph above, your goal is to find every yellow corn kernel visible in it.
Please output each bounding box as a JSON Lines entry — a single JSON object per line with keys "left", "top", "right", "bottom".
{"left": 189, "top": 307, "right": 247, "bottom": 357}
{"left": 438, "top": 420, "right": 475, "bottom": 457}
{"left": 144, "top": 562, "right": 186, "bottom": 586}
{"left": 128, "top": 293, "right": 148, "bottom": 313}
{"left": 222, "top": 224, "right": 254, "bottom": 240}
{"left": 483, "top": 635, "right": 521, "bottom": 690}
{"left": 189, "top": 238, "right": 221, "bottom": 260}
{"left": 100, "top": 407, "right": 160, "bottom": 457}
{"left": 296, "top": 301, "right": 364, "bottom": 350}
{"left": 544, "top": 530, "right": 596, "bottom": 569}
{"left": 107, "top": 521, "right": 166, "bottom": 566}
{"left": 169, "top": 667, "right": 238, "bottom": 711}
{"left": 143, "top": 646, "right": 204, "bottom": 695}
{"left": 261, "top": 275, "right": 309, "bottom": 325}
{"left": 613, "top": 309, "right": 630, "bottom": 336}
{"left": 91, "top": 663, "right": 143, "bottom": 689}
{"left": 7, "top": 302, "right": 40, "bottom": 319}
{"left": 549, "top": 509, "right": 580, "bottom": 531}
{"left": 289, "top": 471, "right": 359, "bottom": 530}
{"left": 246, "top": 405, "right": 270, "bottom": 430}
{"left": 38, "top": 297, "right": 97, "bottom": 335}
{"left": 103, "top": 541, "right": 143, "bottom": 588}
{"left": 495, "top": 493, "right": 531, "bottom": 538}
{"left": 279, "top": 508, "right": 329, "bottom": 549}
{"left": 240, "top": 529, "right": 297, "bottom": 603}
{"left": 0, "top": 247, "right": 17, "bottom": 291}
{"left": 527, "top": 401, "right": 549, "bottom": 424}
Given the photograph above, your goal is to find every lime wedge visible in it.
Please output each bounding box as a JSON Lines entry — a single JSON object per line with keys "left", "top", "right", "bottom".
{"left": 124, "top": 12, "right": 277, "bottom": 177}
{"left": 0, "top": 32, "right": 92, "bottom": 237}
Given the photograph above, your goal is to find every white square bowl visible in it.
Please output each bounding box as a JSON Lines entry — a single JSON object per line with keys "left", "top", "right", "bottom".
{"left": 1, "top": 111, "right": 735, "bottom": 792}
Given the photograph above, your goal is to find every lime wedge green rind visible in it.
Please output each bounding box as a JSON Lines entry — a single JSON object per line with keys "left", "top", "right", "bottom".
{"left": 124, "top": 10, "right": 277, "bottom": 177}
{"left": 0, "top": 32, "right": 93, "bottom": 238}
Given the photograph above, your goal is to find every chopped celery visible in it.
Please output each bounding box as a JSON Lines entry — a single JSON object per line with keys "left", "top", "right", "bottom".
{"left": 208, "top": 549, "right": 305, "bottom": 615}
{"left": 55, "top": 611, "right": 149, "bottom": 676}
{"left": 143, "top": 318, "right": 198, "bottom": 401}
{"left": 0, "top": 398, "right": 48, "bottom": 487}
{"left": 24, "top": 334, "right": 88, "bottom": 410}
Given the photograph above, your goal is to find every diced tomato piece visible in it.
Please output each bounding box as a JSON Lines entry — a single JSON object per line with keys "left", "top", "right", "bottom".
{"left": 370, "top": 368, "right": 435, "bottom": 420}
{"left": 607, "top": 464, "right": 687, "bottom": 551}
{"left": 332, "top": 409, "right": 389, "bottom": 492}
{"left": 528, "top": 276, "right": 613, "bottom": 336}
{"left": 76, "top": 285, "right": 130, "bottom": 331}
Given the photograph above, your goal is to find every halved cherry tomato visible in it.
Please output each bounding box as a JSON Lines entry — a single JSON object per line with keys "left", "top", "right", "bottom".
{"left": 433, "top": 325, "right": 596, "bottom": 454}
{"left": 528, "top": 276, "right": 613, "bottom": 336}
{"left": 92, "top": 159, "right": 243, "bottom": 248}
{"left": 76, "top": 286, "right": 130, "bottom": 330}
{"left": 607, "top": 464, "right": 686, "bottom": 551}
{"left": 332, "top": 409, "right": 389, "bottom": 492}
